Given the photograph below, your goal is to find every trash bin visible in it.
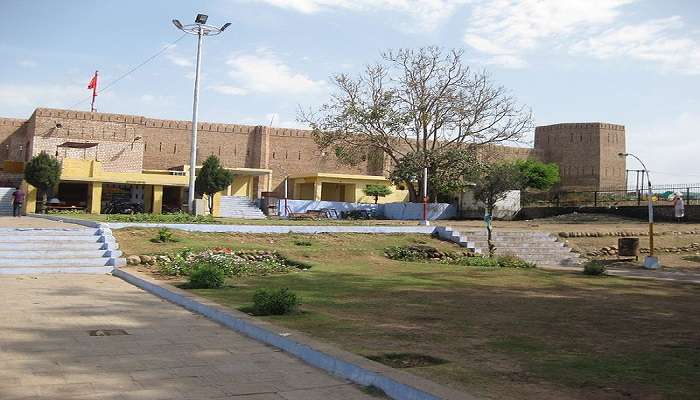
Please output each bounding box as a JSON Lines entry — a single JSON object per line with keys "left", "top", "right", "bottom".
{"left": 618, "top": 237, "right": 640, "bottom": 260}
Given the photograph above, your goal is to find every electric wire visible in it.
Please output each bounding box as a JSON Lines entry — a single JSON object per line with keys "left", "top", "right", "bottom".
{"left": 68, "top": 33, "right": 188, "bottom": 109}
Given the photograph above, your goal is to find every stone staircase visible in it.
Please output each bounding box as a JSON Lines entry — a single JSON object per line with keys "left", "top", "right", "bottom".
{"left": 219, "top": 196, "right": 266, "bottom": 219}
{"left": 0, "top": 187, "right": 14, "bottom": 215}
{"left": 0, "top": 227, "right": 125, "bottom": 274}
{"left": 437, "top": 226, "right": 582, "bottom": 266}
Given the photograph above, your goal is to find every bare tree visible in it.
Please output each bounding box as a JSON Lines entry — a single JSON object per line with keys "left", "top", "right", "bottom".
{"left": 300, "top": 47, "right": 533, "bottom": 201}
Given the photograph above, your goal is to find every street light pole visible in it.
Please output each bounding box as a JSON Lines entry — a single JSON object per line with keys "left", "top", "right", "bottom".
{"left": 173, "top": 14, "right": 231, "bottom": 214}
{"left": 188, "top": 28, "right": 203, "bottom": 214}
{"left": 619, "top": 152, "right": 659, "bottom": 269}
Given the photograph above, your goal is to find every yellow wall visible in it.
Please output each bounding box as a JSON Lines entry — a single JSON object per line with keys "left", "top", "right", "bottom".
{"left": 290, "top": 176, "right": 409, "bottom": 203}
{"left": 296, "top": 183, "right": 315, "bottom": 200}
{"left": 21, "top": 182, "right": 37, "bottom": 214}
{"left": 356, "top": 183, "right": 409, "bottom": 204}
{"left": 230, "top": 175, "right": 249, "bottom": 196}
{"left": 61, "top": 159, "right": 188, "bottom": 187}
{"left": 152, "top": 185, "right": 163, "bottom": 214}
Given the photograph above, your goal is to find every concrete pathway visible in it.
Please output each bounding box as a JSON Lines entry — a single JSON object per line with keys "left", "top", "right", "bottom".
{"left": 0, "top": 275, "right": 375, "bottom": 400}
{"left": 0, "top": 216, "right": 80, "bottom": 228}
{"left": 541, "top": 264, "right": 700, "bottom": 284}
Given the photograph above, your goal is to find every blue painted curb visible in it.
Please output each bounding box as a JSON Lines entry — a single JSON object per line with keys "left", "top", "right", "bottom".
{"left": 112, "top": 269, "right": 471, "bottom": 400}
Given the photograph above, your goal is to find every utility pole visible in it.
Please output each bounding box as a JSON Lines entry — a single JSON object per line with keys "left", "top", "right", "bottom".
{"left": 172, "top": 14, "right": 231, "bottom": 214}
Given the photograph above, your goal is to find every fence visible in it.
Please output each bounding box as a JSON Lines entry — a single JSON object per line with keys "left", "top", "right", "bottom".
{"left": 522, "top": 183, "right": 700, "bottom": 208}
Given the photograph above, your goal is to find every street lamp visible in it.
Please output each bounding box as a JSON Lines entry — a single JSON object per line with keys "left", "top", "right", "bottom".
{"left": 172, "top": 14, "right": 231, "bottom": 214}
{"left": 618, "top": 152, "right": 660, "bottom": 269}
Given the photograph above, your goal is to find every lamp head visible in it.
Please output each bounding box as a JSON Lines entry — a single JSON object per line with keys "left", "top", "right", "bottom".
{"left": 172, "top": 19, "right": 183, "bottom": 30}
{"left": 618, "top": 152, "right": 628, "bottom": 157}
{"left": 195, "top": 14, "right": 208, "bottom": 24}
{"left": 220, "top": 22, "right": 231, "bottom": 31}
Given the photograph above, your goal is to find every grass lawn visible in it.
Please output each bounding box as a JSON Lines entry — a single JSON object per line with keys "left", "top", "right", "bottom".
{"left": 117, "top": 228, "right": 700, "bottom": 400}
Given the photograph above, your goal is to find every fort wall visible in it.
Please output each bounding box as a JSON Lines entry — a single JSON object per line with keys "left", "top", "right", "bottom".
{"left": 1, "top": 108, "right": 626, "bottom": 194}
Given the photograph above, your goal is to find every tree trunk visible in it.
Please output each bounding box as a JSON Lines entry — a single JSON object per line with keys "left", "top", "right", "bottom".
{"left": 41, "top": 190, "right": 48, "bottom": 214}
{"left": 406, "top": 181, "right": 418, "bottom": 202}
{"left": 208, "top": 195, "right": 214, "bottom": 216}
{"left": 374, "top": 196, "right": 378, "bottom": 205}
{"left": 486, "top": 202, "right": 495, "bottom": 258}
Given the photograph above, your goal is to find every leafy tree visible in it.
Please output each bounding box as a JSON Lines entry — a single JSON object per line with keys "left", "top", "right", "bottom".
{"left": 24, "top": 152, "right": 61, "bottom": 214}
{"left": 301, "top": 47, "right": 532, "bottom": 201}
{"left": 363, "top": 184, "right": 393, "bottom": 204}
{"left": 195, "top": 155, "right": 233, "bottom": 215}
{"left": 516, "top": 159, "right": 560, "bottom": 190}
{"left": 472, "top": 162, "right": 522, "bottom": 218}
{"left": 389, "top": 148, "right": 479, "bottom": 201}
{"left": 472, "top": 162, "right": 522, "bottom": 257}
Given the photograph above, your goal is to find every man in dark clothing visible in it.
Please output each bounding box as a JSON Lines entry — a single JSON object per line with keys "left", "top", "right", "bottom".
{"left": 11, "top": 187, "right": 25, "bottom": 217}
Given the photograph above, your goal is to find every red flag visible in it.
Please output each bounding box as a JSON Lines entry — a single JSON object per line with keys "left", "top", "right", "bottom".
{"left": 87, "top": 74, "right": 97, "bottom": 90}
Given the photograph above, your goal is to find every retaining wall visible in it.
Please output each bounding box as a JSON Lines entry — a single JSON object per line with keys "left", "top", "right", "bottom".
{"left": 517, "top": 205, "right": 700, "bottom": 222}
{"left": 279, "top": 199, "right": 457, "bottom": 220}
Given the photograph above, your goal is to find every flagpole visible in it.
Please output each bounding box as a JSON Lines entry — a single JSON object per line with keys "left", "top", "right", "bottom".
{"left": 90, "top": 71, "right": 98, "bottom": 112}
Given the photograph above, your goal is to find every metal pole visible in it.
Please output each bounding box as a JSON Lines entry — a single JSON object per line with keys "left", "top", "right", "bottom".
{"left": 647, "top": 177, "right": 654, "bottom": 256}
{"left": 187, "top": 27, "right": 204, "bottom": 214}
{"left": 421, "top": 167, "right": 429, "bottom": 225}
{"left": 284, "top": 176, "right": 288, "bottom": 218}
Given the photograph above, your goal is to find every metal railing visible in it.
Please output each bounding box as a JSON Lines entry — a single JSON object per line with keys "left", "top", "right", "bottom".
{"left": 523, "top": 183, "right": 700, "bottom": 208}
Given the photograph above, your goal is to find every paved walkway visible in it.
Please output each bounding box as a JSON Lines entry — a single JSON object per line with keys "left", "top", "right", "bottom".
{"left": 541, "top": 264, "right": 700, "bottom": 284}
{"left": 0, "top": 216, "right": 80, "bottom": 228}
{"left": 0, "top": 275, "right": 374, "bottom": 400}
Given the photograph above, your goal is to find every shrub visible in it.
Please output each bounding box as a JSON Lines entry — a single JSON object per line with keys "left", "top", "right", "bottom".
{"left": 152, "top": 227, "right": 177, "bottom": 243}
{"left": 456, "top": 256, "right": 499, "bottom": 267}
{"left": 188, "top": 263, "right": 225, "bottom": 289}
{"left": 294, "top": 240, "right": 313, "bottom": 246}
{"left": 497, "top": 255, "right": 536, "bottom": 269}
{"left": 105, "top": 212, "right": 218, "bottom": 224}
{"left": 252, "top": 288, "right": 300, "bottom": 315}
{"left": 156, "top": 248, "right": 310, "bottom": 277}
{"left": 583, "top": 261, "right": 607, "bottom": 276}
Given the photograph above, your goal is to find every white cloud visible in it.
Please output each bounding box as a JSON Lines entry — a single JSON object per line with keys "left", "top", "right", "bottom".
{"left": 164, "top": 45, "right": 193, "bottom": 67}
{"left": 628, "top": 112, "right": 700, "bottom": 184}
{"left": 18, "top": 60, "right": 38, "bottom": 68}
{"left": 139, "top": 94, "right": 175, "bottom": 106}
{"left": 0, "top": 83, "right": 86, "bottom": 109}
{"left": 224, "top": 49, "right": 326, "bottom": 95}
{"left": 463, "top": 0, "right": 635, "bottom": 68}
{"left": 570, "top": 17, "right": 700, "bottom": 75}
{"left": 237, "top": 112, "right": 309, "bottom": 129}
{"left": 209, "top": 85, "right": 248, "bottom": 96}
{"left": 254, "top": 0, "right": 468, "bottom": 32}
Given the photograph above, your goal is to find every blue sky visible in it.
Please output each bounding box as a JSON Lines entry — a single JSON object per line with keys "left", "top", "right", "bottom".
{"left": 1, "top": 0, "right": 699, "bottom": 183}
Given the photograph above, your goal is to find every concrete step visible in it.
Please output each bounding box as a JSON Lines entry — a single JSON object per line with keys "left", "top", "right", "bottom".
{"left": 0, "top": 242, "right": 114, "bottom": 251}
{"left": 0, "top": 249, "right": 121, "bottom": 258}
{"left": 0, "top": 266, "right": 114, "bottom": 274}
{"left": 0, "top": 257, "right": 112, "bottom": 267}
{"left": 0, "top": 230, "right": 103, "bottom": 237}
{"left": 0, "top": 235, "right": 113, "bottom": 243}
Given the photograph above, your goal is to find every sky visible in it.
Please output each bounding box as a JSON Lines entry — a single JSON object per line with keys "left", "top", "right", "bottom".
{"left": 1, "top": 0, "right": 699, "bottom": 184}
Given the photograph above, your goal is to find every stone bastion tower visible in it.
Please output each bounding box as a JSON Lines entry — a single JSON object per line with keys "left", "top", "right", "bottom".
{"left": 534, "top": 122, "right": 627, "bottom": 190}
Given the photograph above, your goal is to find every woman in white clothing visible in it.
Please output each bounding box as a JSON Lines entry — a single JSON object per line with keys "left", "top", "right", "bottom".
{"left": 672, "top": 193, "right": 685, "bottom": 223}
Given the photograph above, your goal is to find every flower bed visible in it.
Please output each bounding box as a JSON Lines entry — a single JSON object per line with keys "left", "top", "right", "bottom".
{"left": 155, "top": 247, "right": 311, "bottom": 277}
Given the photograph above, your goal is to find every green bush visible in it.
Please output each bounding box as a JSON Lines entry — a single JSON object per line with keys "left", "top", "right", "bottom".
{"left": 105, "top": 212, "right": 218, "bottom": 224}
{"left": 252, "top": 288, "right": 300, "bottom": 315}
{"left": 188, "top": 263, "right": 225, "bottom": 289}
{"left": 152, "top": 227, "right": 177, "bottom": 243}
{"left": 456, "top": 256, "right": 499, "bottom": 267}
{"left": 294, "top": 240, "right": 313, "bottom": 246}
{"left": 497, "top": 255, "right": 536, "bottom": 269}
{"left": 583, "top": 261, "right": 607, "bottom": 276}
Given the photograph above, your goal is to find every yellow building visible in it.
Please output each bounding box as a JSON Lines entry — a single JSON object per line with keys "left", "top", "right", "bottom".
{"left": 289, "top": 173, "right": 408, "bottom": 203}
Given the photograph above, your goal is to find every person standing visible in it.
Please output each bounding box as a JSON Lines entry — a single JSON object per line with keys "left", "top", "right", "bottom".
{"left": 11, "top": 186, "right": 25, "bottom": 217}
{"left": 672, "top": 192, "right": 685, "bottom": 223}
